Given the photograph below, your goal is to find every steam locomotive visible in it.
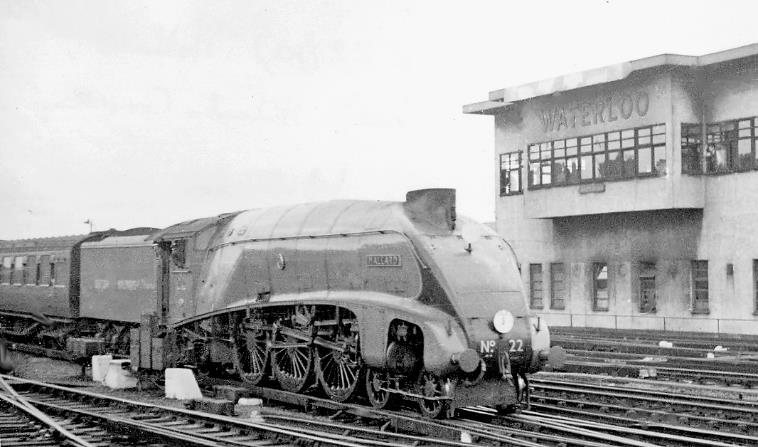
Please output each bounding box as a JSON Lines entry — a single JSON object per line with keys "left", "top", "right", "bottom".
{"left": 0, "top": 189, "right": 564, "bottom": 417}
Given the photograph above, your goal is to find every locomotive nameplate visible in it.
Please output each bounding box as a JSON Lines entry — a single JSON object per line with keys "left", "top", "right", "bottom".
{"left": 366, "top": 255, "right": 401, "bottom": 267}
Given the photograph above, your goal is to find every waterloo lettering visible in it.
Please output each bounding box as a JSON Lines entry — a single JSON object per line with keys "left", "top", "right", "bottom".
{"left": 538, "top": 91, "right": 650, "bottom": 133}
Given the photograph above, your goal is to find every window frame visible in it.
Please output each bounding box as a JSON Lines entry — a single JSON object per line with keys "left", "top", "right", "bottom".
{"left": 529, "top": 263, "right": 544, "bottom": 309}
{"left": 499, "top": 151, "right": 523, "bottom": 196}
{"left": 592, "top": 262, "right": 609, "bottom": 312}
{"left": 683, "top": 116, "right": 758, "bottom": 175}
{"left": 639, "top": 261, "right": 656, "bottom": 314}
{"left": 527, "top": 124, "right": 666, "bottom": 190}
{"left": 691, "top": 260, "right": 709, "bottom": 314}
{"left": 550, "top": 262, "right": 566, "bottom": 310}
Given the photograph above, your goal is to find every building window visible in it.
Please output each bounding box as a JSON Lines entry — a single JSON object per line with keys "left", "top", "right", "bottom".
{"left": 639, "top": 262, "right": 656, "bottom": 313}
{"left": 529, "top": 263, "right": 543, "bottom": 309}
{"left": 681, "top": 123, "right": 702, "bottom": 174}
{"left": 592, "top": 263, "right": 609, "bottom": 311}
{"left": 682, "top": 117, "right": 758, "bottom": 175}
{"left": 550, "top": 263, "right": 566, "bottom": 310}
{"left": 499, "top": 152, "right": 523, "bottom": 196}
{"left": 12, "top": 256, "right": 25, "bottom": 285}
{"left": 49, "top": 261, "right": 56, "bottom": 286}
{"left": 0, "top": 257, "right": 10, "bottom": 284}
{"left": 39, "top": 255, "right": 50, "bottom": 286}
{"left": 527, "top": 124, "right": 665, "bottom": 189}
{"left": 24, "top": 255, "right": 36, "bottom": 285}
{"left": 691, "top": 260, "right": 709, "bottom": 314}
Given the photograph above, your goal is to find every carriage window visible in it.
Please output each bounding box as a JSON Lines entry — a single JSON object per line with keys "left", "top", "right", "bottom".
{"left": 550, "top": 263, "right": 565, "bottom": 310}
{"left": 25, "top": 256, "right": 36, "bottom": 285}
{"left": 529, "top": 264, "right": 543, "bottom": 309}
{"left": 593, "top": 263, "right": 609, "bottom": 311}
{"left": 0, "top": 257, "right": 10, "bottom": 284}
{"left": 691, "top": 260, "right": 709, "bottom": 314}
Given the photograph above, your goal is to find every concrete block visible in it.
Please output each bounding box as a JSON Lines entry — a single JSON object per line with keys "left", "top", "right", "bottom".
{"left": 235, "top": 397, "right": 264, "bottom": 422}
{"left": 103, "top": 359, "right": 138, "bottom": 390}
{"left": 91, "top": 355, "right": 113, "bottom": 383}
{"left": 165, "top": 368, "right": 203, "bottom": 400}
{"left": 213, "top": 385, "right": 251, "bottom": 403}
{"left": 185, "top": 398, "right": 235, "bottom": 416}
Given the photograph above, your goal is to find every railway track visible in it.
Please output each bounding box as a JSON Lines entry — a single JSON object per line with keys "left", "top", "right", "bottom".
{"left": 3, "top": 375, "right": 478, "bottom": 447}
{"left": 529, "top": 376, "right": 758, "bottom": 446}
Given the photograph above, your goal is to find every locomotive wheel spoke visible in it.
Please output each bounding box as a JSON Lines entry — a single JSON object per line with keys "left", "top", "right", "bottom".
{"left": 272, "top": 329, "right": 313, "bottom": 393}
{"left": 233, "top": 327, "right": 268, "bottom": 385}
{"left": 316, "top": 324, "right": 362, "bottom": 403}
{"left": 417, "top": 371, "right": 449, "bottom": 419}
{"left": 365, "top": 368, "right": 395, "bottom": 410}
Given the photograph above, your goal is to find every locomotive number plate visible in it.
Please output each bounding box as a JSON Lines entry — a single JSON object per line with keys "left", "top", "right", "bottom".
{"left": 367, "top": 255, "right": 401, "bottom": 267}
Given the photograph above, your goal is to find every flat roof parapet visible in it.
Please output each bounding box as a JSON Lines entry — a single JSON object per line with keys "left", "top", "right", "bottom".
{"left": 464, "top": 43, "right": 758, "bottom": 114}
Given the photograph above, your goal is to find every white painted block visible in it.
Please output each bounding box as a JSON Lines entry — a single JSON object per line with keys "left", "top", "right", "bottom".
{"left": 237, "top": 397, "right": 262, "bottom": 407}
{"left": 91, "top": 355, "right": 113, "bottom": 383}
{"left": 103, "top": 359, "right": 138, "bottom": 390}
{"left": 164, "top": 368, "right": 203, "bottom": 400}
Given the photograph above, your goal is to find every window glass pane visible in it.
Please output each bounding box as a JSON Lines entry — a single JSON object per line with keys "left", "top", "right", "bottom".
{"left": 739, "top": 128, "right": 751, "bottom": 138}
{"left": 510, "top": 171, "right": 520, "bottom": 193}
{"left": 580, "top": 138, "right": 592, "bottom": 153}
{"left": 623, "top": 150, "right": 636, "bottom": 177}
{"left": 621, "top": 129, "right": 634, "bottom": 139}
{"left": 554, "top": 140, "right": 565, "bottom": 149}
{"left": 739, "top": 119, "right": 751, "bottom": 129}
{"left": 638, "top": 135, "right": 651, "bottom": 145}
{"left": 566, "top": 146, "right": 577, "bottom": 156}
{"left": 738, "top": 139, "right": 752, "bottom": 170}
{"left": 565, "top": 138, "right": 577, "bottom": 148}
{"left": 551, "top": 263, "right": 566, "bottom": 310}
{"left": 25, "top": 256, "right": 35, "bottom": 285}
{"left": 606, "top": 151, "right": 623, "bottom": 178}
{"left": 529, "top": 162, "right": 540, "bottom": 186}
{"left": 553, "top": 158, "right": 567, "bottom": 184}
{"left": 541, "top": 161, "right": 552, "bottom": 185}
{"left": 652, "top": 124, "right": 665, "bottom": 134}
{"left": 530, "top": 264, "right": 543, "bottom": 309}
{"left": 529, "top": 145, "right": 539, "bottom": 161}
{"left": 653, "top": 145, "right": 666, "bottom": 175}
{"left": 637, "top": 127, "right": 651, "bottom": 136}
{"left": 652, "top": 134, "right": 665, "bottom": 144}
{"left": 580, "top": 155, "right": 593, "bottom": 180}
{"left": 594, "top": 153, "right": 606, "bottom": 179}
{"left": 594, "top": 263, "right": 609, "bottom": 311}
{"left": 554, "top": 147, "right": 565, "bottom": 158}
{"left": 608, "top": 139, "right": 621, "bottom": 150}
{"left": 622, "top": 137, "right": 635, "bottom": 148}
{"left": 540, "top": 144, "right": 551, "bottom": 160}
{"left": 638, "top": 147, "right": 652, "bottom": 174}
{"left": 566, "top": 157, "right": 580, "bottom": 184}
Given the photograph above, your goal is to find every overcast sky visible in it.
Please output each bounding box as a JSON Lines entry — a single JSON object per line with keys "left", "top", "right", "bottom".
{"left": 1, "top": 0, "right": 756, "bottom": 239}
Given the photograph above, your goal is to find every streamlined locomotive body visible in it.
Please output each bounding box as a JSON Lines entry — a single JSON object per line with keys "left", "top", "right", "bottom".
{"left": 0, "top": 189, "right": 563, "bottom": 417}
{"left": 163, "top": 189, "right": 562, "bottom": 417}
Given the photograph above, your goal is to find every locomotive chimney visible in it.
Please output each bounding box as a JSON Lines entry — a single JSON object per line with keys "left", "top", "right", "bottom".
{"left": 403, "top": 188, "right": 456, "bottom": 231}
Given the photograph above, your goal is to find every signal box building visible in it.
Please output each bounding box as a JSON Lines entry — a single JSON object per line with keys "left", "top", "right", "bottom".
{"left": 464, "top": 44, "right": 758, "bottom": 335}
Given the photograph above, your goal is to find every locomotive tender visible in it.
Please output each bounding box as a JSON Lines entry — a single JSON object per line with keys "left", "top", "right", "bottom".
{"left": 0, "top": 189, "right": 563, "bottom": 417}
